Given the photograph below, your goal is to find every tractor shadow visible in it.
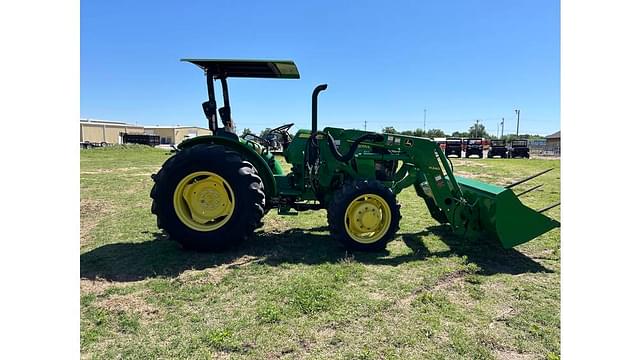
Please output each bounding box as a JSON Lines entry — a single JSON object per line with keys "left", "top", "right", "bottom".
{"left": 80, "top": 225, "right": 550, "bottom": 282}
{"left": 416, "top": 225, "right": 552, "bottom": 276}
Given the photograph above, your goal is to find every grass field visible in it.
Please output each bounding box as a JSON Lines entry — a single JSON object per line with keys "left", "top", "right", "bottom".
{"left": 80, "top": 146, "right": 560, "bottom": 359}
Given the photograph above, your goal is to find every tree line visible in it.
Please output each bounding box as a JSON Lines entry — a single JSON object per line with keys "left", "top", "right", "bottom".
{"left": 381, "top": 124, "right": 544, "bottom": 141}
{"left": 244, "top": 124, "right": 544, "bottom": 142}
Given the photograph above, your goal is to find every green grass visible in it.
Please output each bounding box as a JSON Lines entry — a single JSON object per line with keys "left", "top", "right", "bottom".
{"left": 80, "top": 145, "right": 560, "bottom": 359}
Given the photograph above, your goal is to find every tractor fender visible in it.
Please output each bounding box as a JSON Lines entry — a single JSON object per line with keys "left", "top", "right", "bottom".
{"left": 177, "top": 135, "right": 277, "bottom": 197}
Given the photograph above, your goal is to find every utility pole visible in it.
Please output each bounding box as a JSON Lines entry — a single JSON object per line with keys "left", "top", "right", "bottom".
{"left": 475, "top": 119, "right": 479, "bottom": 137}
{"left": 423, "top": 108, "right": 427, "bottom": 132}
{"left": 501, "top": 117, "right": 504, "bottom": 139}
{"left": 515, "top": 109, "right": 520, "bottom": 137}
{"left": 364, "top": 120, "right": 367, "bottom": 131}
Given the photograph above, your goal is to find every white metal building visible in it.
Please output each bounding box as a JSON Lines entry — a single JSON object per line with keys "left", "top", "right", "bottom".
{"left": 143, "top": 125, "right": 213, "bottom": 145}
{"left": 80, "top": 118, "right": 144, "bottom": 144}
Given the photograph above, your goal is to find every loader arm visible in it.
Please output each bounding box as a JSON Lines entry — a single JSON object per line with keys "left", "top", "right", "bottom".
{"left": 350, "top": 133, "right": 560, "bottom": 248}
{"left": 379, "top": 134, "right": 476, "bottom": 238}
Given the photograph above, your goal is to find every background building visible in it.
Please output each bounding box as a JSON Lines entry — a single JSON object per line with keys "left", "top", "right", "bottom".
{"left": 545, "top": 131, "right": 561, "bottom": 155}
{"left": 143, "top": 125, "right": 212, "bottom": 145}
{"left": 80, "top": 118, "right": 144, "bottom": 144}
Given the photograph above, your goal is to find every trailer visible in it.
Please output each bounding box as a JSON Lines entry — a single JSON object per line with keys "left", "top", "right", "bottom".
{"left": 123, "top": 133, "right": 161, "bottom": 146}
{"left": 80, "top": 141, "right": 108, "bottom": 149}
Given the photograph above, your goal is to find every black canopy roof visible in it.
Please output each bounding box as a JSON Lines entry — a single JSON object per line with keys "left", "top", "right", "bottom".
{"left": 181, "top": 59, "right": 300, "bottom": 79}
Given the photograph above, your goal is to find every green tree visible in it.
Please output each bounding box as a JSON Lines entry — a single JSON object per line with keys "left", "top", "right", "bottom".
{"left": 241, "top": 128, "right": 252, "bottom": 137}
{"left": 259, "top": 128, "right": 272, "bottom": 138}
{"left": 503, "top": 133, "right": 544, "bottom": 142}
{"left": 425, "top": 129, "right": 446, "bottom": 138}
{"left": 468, "top": 123, "right": 490, "bottom": 138}
{"left": 400, "top": 130, "right": 414, "bottom": 136}
{"left": 451, "top": 131, "right": 469, "bottom": 138}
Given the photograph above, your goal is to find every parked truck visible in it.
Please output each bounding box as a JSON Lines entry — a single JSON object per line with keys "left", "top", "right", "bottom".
{"left": 488, "top": 139, "right": 508, "bottom": 158}
{"left": 465, "top": 138, "right": 484, "bottom": 158}
{"left": 445, "top": 137, "right": 463, "bottom": 158}
{"left": 509, "top": 139, "right": 530, "bottom": 159}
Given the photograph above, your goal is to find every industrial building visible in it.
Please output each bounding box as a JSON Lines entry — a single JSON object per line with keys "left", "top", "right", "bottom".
{"left": 545, "top": 131, "right": 561, "bottom": 155}
{"left": 143, "top": 125, "right": 212, "bottom": 145}
{"left": 80, "top": 118, "right": 144, "bottom": 144}
{"left": 80, "top": 119, "right": 213, "bottom": 146}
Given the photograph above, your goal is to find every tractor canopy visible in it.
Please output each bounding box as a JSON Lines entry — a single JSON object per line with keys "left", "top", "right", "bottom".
{"left": 181, "top": 59, "right": 300, "bottom": 79}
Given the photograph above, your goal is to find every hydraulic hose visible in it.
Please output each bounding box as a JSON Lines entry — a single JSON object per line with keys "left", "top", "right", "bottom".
{"left": 324, "top": 132, "right": 384, "bottom": 163}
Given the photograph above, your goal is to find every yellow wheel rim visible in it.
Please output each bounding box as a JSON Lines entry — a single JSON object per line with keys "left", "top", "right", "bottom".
{"left": 344, "top": 193, "right": 392, "bottom": 244}
{"left": 173, "top": 171, "right": 235, "bottom": 232}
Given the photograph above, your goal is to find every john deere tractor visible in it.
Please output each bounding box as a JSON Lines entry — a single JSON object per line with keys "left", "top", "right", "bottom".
{"left": 150, "top": 59, "right": 559, "bottom": 251}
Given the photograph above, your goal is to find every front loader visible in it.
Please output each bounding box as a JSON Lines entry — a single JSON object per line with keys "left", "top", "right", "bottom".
{"left": 150, "top": 59, "right": 560, "bottom": 252}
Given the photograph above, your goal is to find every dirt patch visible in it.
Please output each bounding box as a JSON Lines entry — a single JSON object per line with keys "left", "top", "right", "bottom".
{"left": 454, "top": 160, "right": 490, "bottom": 168}
{"left": 430, "top": 269, "right": 470, "bottom": 291}
{"left": 453, "top": 170, "right": 480, "bottom": 179}
{"left": 81, "top": 278, "right": 139, "bottom": 295}
{"left": 97, "top": 292, "right": 161, "bottom": 320}
{"left": 367, "top": 291, "right": 386, "bottom": 301}
{"left": 81, "top": 166, "right": 158, "bottom": 175}
{"left": 493, "top": 350, "right": 536, "bottom": 360}
{"left": 398, "top": 269, "right": 470, "bottom": 307}
{"left": 261, "top": 217, "right": 290, "bottom": 233}
{"left": 489, "top": 306, "right": 516, "bottom": 328}
{"left": 496, "top": 176, "right": 530, "bottom": 188}
{"left": 80, "top": 169, "right": 115, "bottom": 175}
{"left": 178, "top": 255, "right": 262, "bottom": 285}
{"left": 80, "top": 199, "right": 114, "bottom": 246}
{"left": 81, "top": 278, "right": 112, "bottom": 294}
{"left": 454, "top": 170, "right": 498, "bottom": 182}
{"left": 524, "top": 248, "right": 558, "bottom": 261}
{"left": 226, "top": 255, "right": 261, "bottom": 269}
{"left": 315, "top": 326, "right": 337, "bottom": 343}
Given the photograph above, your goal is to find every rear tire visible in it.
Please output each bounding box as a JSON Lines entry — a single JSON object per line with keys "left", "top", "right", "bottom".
{"left": 327, "top": 180, "right": 401, "bottom": 251}
{"left": 150, "top": 144, "right": 265, "bottom": 251}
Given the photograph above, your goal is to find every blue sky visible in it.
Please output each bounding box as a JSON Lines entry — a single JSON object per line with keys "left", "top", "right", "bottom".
{"left": 81, "top": 0, "right": 559, "bottom": 136}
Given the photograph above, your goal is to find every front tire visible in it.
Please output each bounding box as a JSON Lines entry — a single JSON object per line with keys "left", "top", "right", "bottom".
{"left": 150, "top": 144, "right": 265, "bottom": 251}
{"left": 327, "top": 180, "right": 401, "bottom": 251}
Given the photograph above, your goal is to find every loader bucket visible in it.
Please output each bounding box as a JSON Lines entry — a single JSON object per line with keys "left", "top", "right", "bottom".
{"left": 454, "top": 176, "right": 560, "bottom": 248}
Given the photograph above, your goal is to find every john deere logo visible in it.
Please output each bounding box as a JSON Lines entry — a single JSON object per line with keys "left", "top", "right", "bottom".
{"left": 405, "top": 139, "right": 414, "bottom": 147}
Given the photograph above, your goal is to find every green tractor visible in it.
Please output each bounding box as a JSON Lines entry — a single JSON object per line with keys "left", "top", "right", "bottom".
{"left": 150, "top": 59, "right": 560, "bottom": 252}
